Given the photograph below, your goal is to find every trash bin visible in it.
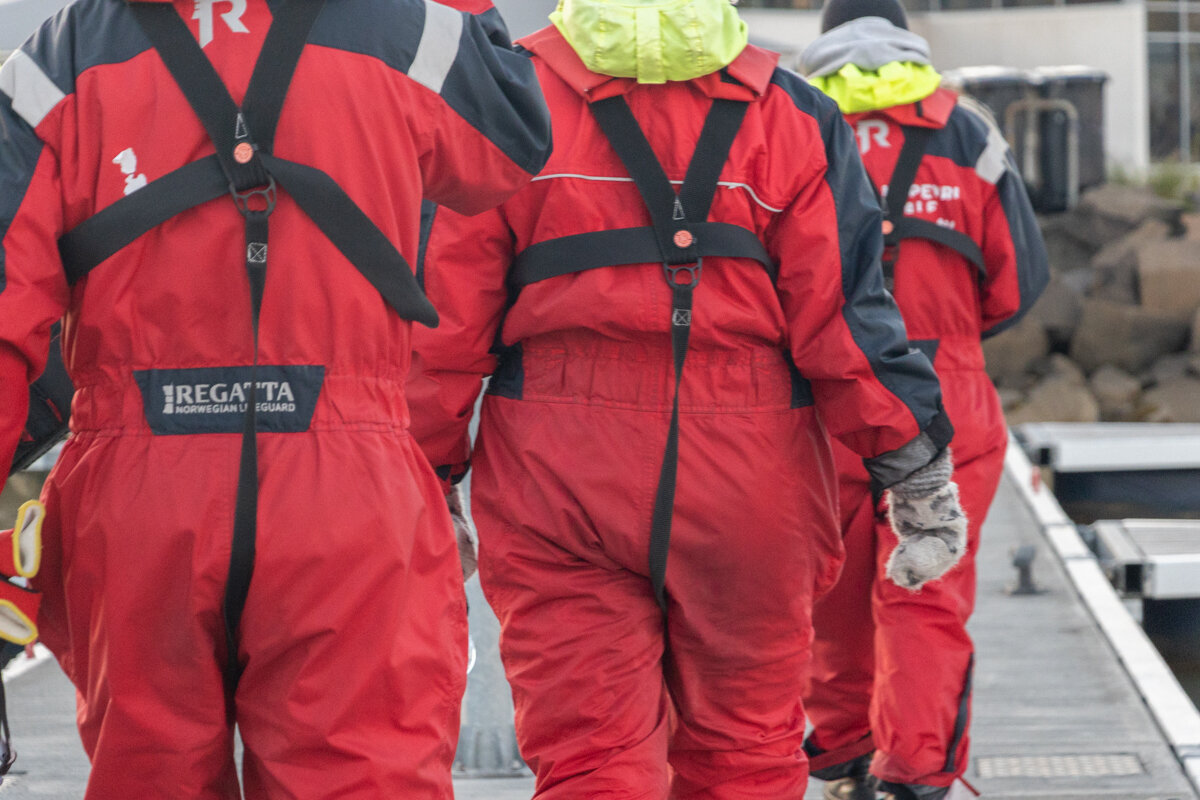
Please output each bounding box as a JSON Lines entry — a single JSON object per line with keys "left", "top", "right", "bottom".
{"left": 941, "top": 65, "right": 1035, "bottom": 132}
{"left": 941, "top": 65, "right": 1039, "bottom": 192}
{"left": 1034, "top": 66, "right": 1108, "bottom": 210}
{"left": 945, "top": 64, "right": 1107, "bottom": 213}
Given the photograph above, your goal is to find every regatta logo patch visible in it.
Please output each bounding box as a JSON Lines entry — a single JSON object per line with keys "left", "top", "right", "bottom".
{"left": 134, "top": 365, "right": 324, "bottom": 435}
{"left": 856, "top": 120, "right": 891, "bottom": 154}
{"left": 112, "top": 148, "right": 147, "bottom": 196}
{"left": 193, "top": 0, "right": 249, "bottom": 48}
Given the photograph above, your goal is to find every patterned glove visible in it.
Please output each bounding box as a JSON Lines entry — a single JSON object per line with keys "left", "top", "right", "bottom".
{"left": 446, "top": 486, "right": 478, "bottom": 582}
{"left": 885, "top": 449, "right": 967, "bottom": 591}
{"left": 0, "top": 500, "right": 44, "bottom": 645}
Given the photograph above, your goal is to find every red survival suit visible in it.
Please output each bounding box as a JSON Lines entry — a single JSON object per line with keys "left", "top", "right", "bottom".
{"left": 0, "top": 1, "right": 550, "bottom": 797}
{"left": 804, "top": 87, "right": 1049, "bottom": 791}
{"left": 409, "top": 25, "right": 954, "bottom": 799}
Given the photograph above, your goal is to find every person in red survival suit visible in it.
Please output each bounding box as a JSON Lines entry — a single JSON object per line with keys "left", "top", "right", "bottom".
{"left": 797, "top": 2, "right": 1049, "bottom": 798}
{"left": 0, "top": 0, "right": 550, "bottom": 796}
{"left": 408, "top": 1, "right": 975, "bottom": 796}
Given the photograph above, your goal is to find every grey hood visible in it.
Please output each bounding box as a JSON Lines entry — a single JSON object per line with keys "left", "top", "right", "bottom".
{"left": 799, "top": 17, "right": 932, "bottom": 79}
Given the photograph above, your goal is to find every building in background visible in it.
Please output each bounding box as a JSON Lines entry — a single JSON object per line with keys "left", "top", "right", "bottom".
{"left": 738, "top": 0, "right": 1148, "bottom": 177}
{"left": 493, "top": 0, "right": 555, "bottom": 37}
{"left": 504, "top": 0, "right": 1147, "bottom": 177}
{"left": 0, "top": 0, "right": 70, "bottom": 51}
{"left": 4, "top": 0, "right": 1155, "bottom": 174}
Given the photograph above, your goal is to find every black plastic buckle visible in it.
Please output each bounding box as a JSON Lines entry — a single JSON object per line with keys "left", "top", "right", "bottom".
{"left": 663, "top": 258, "right": 702, "bottom": 289}
{"left": 230, "top": 175, "right": 277, "bottom": 217}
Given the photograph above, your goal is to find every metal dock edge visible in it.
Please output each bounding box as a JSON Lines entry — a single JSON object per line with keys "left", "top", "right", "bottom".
{"left": 1004, "top": 434, "right": 1200, "bottom": 794}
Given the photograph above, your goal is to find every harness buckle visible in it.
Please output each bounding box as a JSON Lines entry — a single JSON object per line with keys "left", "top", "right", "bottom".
{"left": 663, "top": 258, "right": 702, "bottom": 290}
{"left": 230, "top": 175, "right": 277, "bottom": 217}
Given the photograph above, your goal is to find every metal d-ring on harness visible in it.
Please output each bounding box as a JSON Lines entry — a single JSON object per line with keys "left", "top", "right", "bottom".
{"left": 55, "top": 0, "right": 436, "bottom": 695}
{"left": 879, "top": 125, "right": 986, "bottom": 292}
{"left": 510, "top": 95, "right": 775, "bottom": 613}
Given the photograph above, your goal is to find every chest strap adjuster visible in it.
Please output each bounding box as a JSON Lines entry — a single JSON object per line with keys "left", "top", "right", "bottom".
{"left": 231, "top": 175, "right": 278, "bottom": 217}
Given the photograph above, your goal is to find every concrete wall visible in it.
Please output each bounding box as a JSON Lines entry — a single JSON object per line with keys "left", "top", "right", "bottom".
{"left": 740, "top": 3, "right": 1149, "bottom": 174}
{"left": 918, "top": 4, "right": 1147, "bottom": 175}
{"left": 494, "top": 0, "right": 556, "bottom": 38}
{"left": 4, "top": 0, "right": 1145, "bottom": 171}
{"left": 0, "top": 0, "right": 71, "bottom": 50}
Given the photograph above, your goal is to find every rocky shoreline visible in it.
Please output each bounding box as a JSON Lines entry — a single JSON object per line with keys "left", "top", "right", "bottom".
{"left": 985, "top": 184, "right": 1200, "bottom": 424}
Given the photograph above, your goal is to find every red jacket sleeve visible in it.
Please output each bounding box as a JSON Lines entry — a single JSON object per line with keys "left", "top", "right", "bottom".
{"left": 961, "top": 104, "right": 1050, "bottom": 338}
{"left": 768, "top": 74, "right": 952, "bottom": 486}
{"left": 407, "top": 202, "right": 514, "bottom": 489}
{"left": 940, "top": 100, "right": 1046, "bottom": 338}
{"left": 0, "top": 51, "right": 72, "bottom": 472}
{"left": 412, "top": 2, "right": 552, "bottom": 216}
{"left": 439, "top": 0, "right": 493, "bottom": 11}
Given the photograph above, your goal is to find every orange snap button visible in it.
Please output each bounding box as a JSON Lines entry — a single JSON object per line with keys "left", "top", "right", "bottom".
{"left": 673, "top": 230, "right": 694, "bottom": 249}
{"left": 233, "top": 143, "right": 255, "bottom": 164}
{"left": 881, "top": 220, "right": 895, "bottom": 235}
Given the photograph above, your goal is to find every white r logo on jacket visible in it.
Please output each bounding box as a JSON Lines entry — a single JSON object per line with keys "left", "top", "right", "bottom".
{"left": 193, "top": 0, "right": 249, "bottom": 48}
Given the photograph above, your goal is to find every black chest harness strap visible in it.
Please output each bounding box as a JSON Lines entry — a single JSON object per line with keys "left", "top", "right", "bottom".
{"left": 881, "top": 125, "right": 985, "bottom": 291}
{"left": 128, "top": 0, "right": 316, "bottom": 698}
{"left": 81, "top": 0, "right": 434, "bottom": 698}
{"left": 58, "top": 4, "right": 437, "bottom": 328}
{"left": 513, "top": 95, "right": 771, "bottom": 613}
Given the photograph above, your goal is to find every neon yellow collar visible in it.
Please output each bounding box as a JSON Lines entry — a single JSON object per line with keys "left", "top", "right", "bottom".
{"left": 810, "top": 61, "right": 941, "bottom": 113}
{"left": 551, "top": 0, "right": 749, "bottom": 84}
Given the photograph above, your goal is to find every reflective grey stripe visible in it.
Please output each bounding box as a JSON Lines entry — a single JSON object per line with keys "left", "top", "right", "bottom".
{"left": 975, "top": 126, "right": 1008, "bottom": 185}
{"left": 530, "top": 173, "right": 786, "bottom": 213}
{"left": 409, "top": 1, "right": 464, "bottom": 96}
{"left": 535, "top": 172, "right": 787, "bottom": 212}
{"left": 0, "top": 49, "right": 66, "bottom": 130}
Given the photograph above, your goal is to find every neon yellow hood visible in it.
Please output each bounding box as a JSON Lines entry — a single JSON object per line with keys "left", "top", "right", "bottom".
{"left": 551, "top": 0, "right": 749, "bottom": 85}
{"left": 810, "top": 60, "right": 941, "bottom": 113}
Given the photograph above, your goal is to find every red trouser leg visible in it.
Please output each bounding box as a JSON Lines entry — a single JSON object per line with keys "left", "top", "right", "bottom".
{"left": 473, "top": 395, "right": 673, "bottom": 799}
{"left": 870, "top": 438, "right": 1004, "bottom": 788}
{"left": 473, "top": 385, "right": 841, "bottom": 800}
{"left": 35, "top": 431, "right": 467, "bottom": 800}
{"left": 664, "top": 406, "right": 837, "bottom": 799}
{"left": 804, "top": 469, "right": 878, "bottom": 765}
{"left": 36, "top": 436, "right": 245, "bottom": 800}
{"left": 237, "top": 431, "right": 468, "bottom": 799}
{"left": 806, "top": 365, "right": 1008, "bottom": 787}
{"left": 478, "top": 524, "right": 674, "bottom": 800}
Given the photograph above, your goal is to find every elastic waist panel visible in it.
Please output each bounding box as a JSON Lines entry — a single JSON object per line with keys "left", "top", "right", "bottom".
{"left": 489, "top": 336, "right": 812, "bottom": 413}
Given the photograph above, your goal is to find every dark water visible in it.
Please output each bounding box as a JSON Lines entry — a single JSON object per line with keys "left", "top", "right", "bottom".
{"left": 1175, "top": 663, "right": 1200, "bottom": 707}
{"left": 1062, "top": 493, "right": 1200, "bottom": 709}
{"left": 1142, "top": 598, "right": 1200, "bottom": 709}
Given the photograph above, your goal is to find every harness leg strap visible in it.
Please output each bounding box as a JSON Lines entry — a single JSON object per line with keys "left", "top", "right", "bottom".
{"left": 649, "top": 276, "right": 696, "bottom": 612}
